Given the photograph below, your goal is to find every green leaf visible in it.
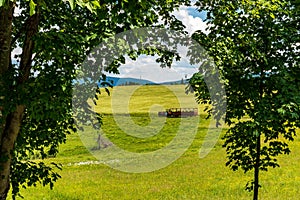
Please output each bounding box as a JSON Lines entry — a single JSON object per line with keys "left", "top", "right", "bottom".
{"left": 253, "top": 130, "right": 259, "bottom": 137}
{"left": 86, "top": 2, "right": 93, "bottom": 12}
{"left": 0, "top": 0, "right": 6, "bottom": 7}
{"left": 29, "top": 0, "right": 36, "bottom": 16}
{"left": 92, "top": 0, "right": 100, "bottom": 8}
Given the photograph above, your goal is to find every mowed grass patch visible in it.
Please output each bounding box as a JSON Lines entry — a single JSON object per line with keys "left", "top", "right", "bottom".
{"left": 94, "top": 85, "right": 198, "bottom": 114}
{"left": 9, "top": 85, "right": 300, "bottom": 199}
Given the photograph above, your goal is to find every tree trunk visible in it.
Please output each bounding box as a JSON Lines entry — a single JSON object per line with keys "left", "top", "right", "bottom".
{"left": 0, "top": 106, "right": 25, "bottom": 200}
{"left": 253, "top": 61, "right": 265, "bottom": 199}
{"left": 253, "top": 134, "right": 261, "bottom": 200}
{"left": 0, "top": 1, "right": 14, "bottom": 141}
{"left": 0, "top": 3, "right": 40, "bottom": 199}
{"left": 0, "top": 2, "right": 14, "bottom": 75}
{"left": 0, "top": 2, "right": 15, "bottom": 199}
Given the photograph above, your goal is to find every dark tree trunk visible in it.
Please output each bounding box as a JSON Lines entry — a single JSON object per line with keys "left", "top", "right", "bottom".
{"left": 0, "top": 2, "right": 13, "bottom": 75}
{"left": 253, "top": 134, "right": 261, "bottom": 200}
{"left": 0, "top": 106, "right": 25, "bottom": 200}
{"left": 0, "top": 4, "right": 40, "bottom": 199}
{"left": 0, "top": 2, "right": 15, "bottom": 199}
{"left": 253, "top": 52, "right": 265, "bottom": 200}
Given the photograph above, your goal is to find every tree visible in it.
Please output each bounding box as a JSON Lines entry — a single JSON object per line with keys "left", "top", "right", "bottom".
{"left": 0, "top": 0, "right": 189, "bottom": 199}
{"left": 190, "top": 0, "right": 300, "bottom": 199}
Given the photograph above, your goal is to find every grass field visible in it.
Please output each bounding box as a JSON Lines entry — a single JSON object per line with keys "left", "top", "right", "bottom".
{"left": 9, "top": 85, "right": 300, "bottom": 199}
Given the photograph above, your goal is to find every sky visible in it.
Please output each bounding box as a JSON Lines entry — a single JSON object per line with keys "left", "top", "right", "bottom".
{"left": 11, "top": 4, "right": 208, "bottom": 83}
{"left": 107, "top": 6, "right": 208, "bottom": 83}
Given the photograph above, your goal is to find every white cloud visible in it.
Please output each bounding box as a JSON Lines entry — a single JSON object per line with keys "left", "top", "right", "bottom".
{"left": 12, "top": 47, "right": 22, "bottom": 58}
{"left": 106, "top": 6, "right": 207, "bottom": 83}
{"left": 172, "top": 6, "right": 208, "bottom": 35}
{"left": 108, "top": 55, "right": 198, "bottom": 83}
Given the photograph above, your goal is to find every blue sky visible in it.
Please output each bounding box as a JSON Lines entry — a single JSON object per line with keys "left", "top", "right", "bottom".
{"left": 107, "top": 6, "right": 208, "bottom": 83}
{"left": 186, "top": 7, "right": 207, "bottom": 20}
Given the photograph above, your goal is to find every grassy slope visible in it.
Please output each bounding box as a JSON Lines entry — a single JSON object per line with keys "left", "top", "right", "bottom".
{"left": 9, "top": 85, "right": 300, "bottom": 200}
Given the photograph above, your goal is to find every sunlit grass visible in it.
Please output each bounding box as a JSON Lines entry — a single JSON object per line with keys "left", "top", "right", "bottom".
{"left": 9, "top": 85, "right": 300, "bottom": 200}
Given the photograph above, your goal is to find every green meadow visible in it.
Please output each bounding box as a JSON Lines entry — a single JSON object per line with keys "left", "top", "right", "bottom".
{"left": 10, "top": 85, "right": 300, "bottom": 199}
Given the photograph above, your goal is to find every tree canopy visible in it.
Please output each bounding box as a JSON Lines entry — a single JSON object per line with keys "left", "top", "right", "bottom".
{"left": 0, "top": 0, "right": 189, "bottom": 199}
{"left": 190, "top": 0, "right": 299, "bottom": 199}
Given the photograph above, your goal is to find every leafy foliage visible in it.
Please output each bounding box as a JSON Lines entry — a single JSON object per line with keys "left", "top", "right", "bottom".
{"left": 190, "top": 0, "right": 300, "bottom": 199}
{"left": 0, "top": 0, "right": 190, "bottom": 198}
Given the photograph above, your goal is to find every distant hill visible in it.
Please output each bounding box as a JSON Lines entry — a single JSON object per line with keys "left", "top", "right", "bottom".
{"left": 99, "top": 76, "right": 155, "bottom": 86}
{"left": 159, "top": 79, "right": 189, "bottom": 85}
{"left": 99, "top": 76, "right": 188, "bottom": 87}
